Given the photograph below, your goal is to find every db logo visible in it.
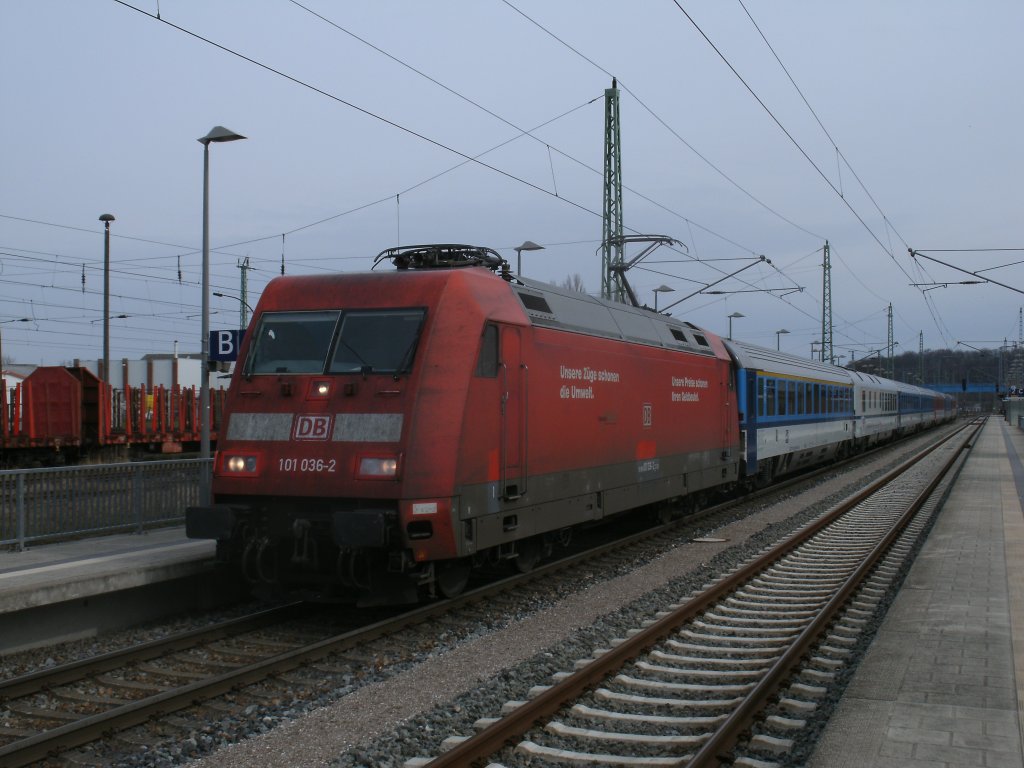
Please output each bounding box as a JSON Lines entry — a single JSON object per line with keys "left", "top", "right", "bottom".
{"left": 642, "top": 403, "right": 652, "bottom": 428}
{"left": 293, "top": 414, "right": 333, "bottom": 441}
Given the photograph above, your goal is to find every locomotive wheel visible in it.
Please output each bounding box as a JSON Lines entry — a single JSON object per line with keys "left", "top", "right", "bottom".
{"left": 514, "top": 537, "right": 543, "bottom": 573}
{"left": 655, "top": 502, "right": 673, "bottom": 524}
{"left": 436, "top": 558, "right": 471, "bottom": 598}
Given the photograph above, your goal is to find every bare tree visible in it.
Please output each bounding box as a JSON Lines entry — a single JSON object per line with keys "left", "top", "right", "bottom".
{"left": 559, "top": 274, "right": 586, "bottom": 293}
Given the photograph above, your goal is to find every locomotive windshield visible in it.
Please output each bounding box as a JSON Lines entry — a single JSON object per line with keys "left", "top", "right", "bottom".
{"left": 246, "top": 309, "right": 425, "bottom": 375}
{"left": 329, "top": 310, "right": 424, "bottom": 374}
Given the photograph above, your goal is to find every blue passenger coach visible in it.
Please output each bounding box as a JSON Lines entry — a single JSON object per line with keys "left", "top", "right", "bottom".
{"left": 725, "top": 340, "right": 856, "bottom": 485}
{"left": 850, "top": 371, "right": 901, "bottom": 447}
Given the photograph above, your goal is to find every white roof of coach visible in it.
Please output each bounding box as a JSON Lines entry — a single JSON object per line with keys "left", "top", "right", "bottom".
{"left": 723, "top": 339, "right": 856, "bottom": 384}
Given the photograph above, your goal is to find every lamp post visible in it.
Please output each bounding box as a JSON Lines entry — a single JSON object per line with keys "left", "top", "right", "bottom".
{"left": 99, "top": 214, "right": 115, "bottom": 384}
{"left": 727, "top": 311, "right": 744, "bottom": 340}
{"left": 775, "top": 328, "right": 789, "bottom": 350}
{"left": 514, "top": 240, "right": 544, "bottom": 276}
{"left": 213, "top": 291, "right": 254, "bottom": 325}
{"left": 0, "top": 318, "right": 31, "bottom": 382}
{"left": 653, "top": 284, "right": 674, "bottom": 312}
{"left": 199, "top": 126, "right": 246, "bottom": 505}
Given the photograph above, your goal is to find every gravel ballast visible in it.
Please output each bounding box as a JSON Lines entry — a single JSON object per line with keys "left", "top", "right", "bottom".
{"left": 185, "top": 440, "right": 935, "bottom": 768}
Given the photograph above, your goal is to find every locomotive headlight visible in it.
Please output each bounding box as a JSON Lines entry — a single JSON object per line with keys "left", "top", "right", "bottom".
{"left": 223, "top": 454, "right": 260, "bottom": 475}
{"left": 358, "top": 456, "right": 398, "bottom": 478}
{"left": 308, "top": 379, "right": 332, "bottom": 399}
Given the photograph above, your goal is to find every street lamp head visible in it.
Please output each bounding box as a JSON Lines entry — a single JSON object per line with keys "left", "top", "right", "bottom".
{"left": 726, "top": 311, "right": 745, "bottom": 340}
{"left": 513, "top": 240, "right": 545, "bottom": 276}
{"left": 514, "top": 240, "right": 544, "bottom": 254}
{"left": 775, "top": 328, "right": 790, "bottom": 350}
{"left": 198, "top": 126, "right": 247, "bottom": 146}
{"left": 652, "top": 284, "right": 675, "bottom": 312}
{"left": 213, "top": 291, "right": 255, "bottom": 313}
{"left": 99, "top": 213, "right": 115, "bottom": 223}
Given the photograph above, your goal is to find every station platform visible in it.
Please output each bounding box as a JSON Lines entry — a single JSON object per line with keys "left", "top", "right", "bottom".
{"left": 808, "top": 416, "right": 1024, "bottom": 767}
{"left": 0, "top": 526, "right": 218, "bottom": 653}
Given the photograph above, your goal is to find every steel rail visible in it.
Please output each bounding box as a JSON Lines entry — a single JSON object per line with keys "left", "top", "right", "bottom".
{"left": 686, "top": 417, "right": 981, "bottom": 766}
{"left": 424, "top": 419, "right": 978, "bottom": 767}
{"left": 0, "top": 421, "right": 967, "bottom": 766}
{"left": 0, "top": 597, "right": 459, "bottom": 766}
{"left": 0, "top": 495, "right": 760, "bottom": 766}
{"left": 0, "top": 602, "right": 308, "bottom": 700}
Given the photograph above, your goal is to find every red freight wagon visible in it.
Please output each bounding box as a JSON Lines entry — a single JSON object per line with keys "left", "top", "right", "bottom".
{"left": 1, "top": 365, "right": 225, "bottom": 463}
{"left": 5, "top": 366, "right": 89, "bottom": 450}
{"left": 187, "top": 245, "right": 740, "bottom": 604}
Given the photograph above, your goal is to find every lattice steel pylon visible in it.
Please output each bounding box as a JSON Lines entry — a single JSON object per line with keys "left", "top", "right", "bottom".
{"left": 887, "top": 303, "right": 894, "bottom": 379}
{"left": 1010, "top": 307, "right": 1024, "bottom": 391}
{"left": 919, "top": 331, "right": 924, "bottom": 384}
{"left": 601, "top": 79, "right": 624, "bottom": 302}
{"left": 821, "top": 241, "right": 833, "bottom": 365}
{"left": 237, "top": 257, "right": 252, "bottom": 329}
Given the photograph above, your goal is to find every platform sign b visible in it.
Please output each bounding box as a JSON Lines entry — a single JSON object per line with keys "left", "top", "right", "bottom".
{"left": 209, "top": 329, "right": 245, "bottom": 362}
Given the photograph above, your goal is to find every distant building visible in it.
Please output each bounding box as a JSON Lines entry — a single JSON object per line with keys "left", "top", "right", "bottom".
{"left": 74, "top": 354, "right": 208, "bottom": 391}
{"left": 1, "top": 367, "right": 28, "bottom": 394}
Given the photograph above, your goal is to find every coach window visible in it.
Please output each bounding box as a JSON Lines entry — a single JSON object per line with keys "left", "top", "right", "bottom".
{"left": 476, "top": 324, "right": 499, "bottom": 377}
{"left": 777, "top": 380, "right": 787, "bottom": 416}
{"left": 765, "top": 378, "right": 777, "bottom": 416}
{"left": 757, "top": 377, "right": 765, "bottom": 416}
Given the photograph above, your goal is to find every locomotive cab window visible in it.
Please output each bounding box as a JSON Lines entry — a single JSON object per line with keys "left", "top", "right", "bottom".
{"left": 247, "top": 311, "right": 340, "bottom": 374}
{"left": 246, "top": 308, "right": 425, "bottom": 376}
{"left": 329, "top": 309, "right": 425, "bottom": 374}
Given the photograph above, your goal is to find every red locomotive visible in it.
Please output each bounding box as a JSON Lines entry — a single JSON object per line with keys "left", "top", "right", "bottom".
{"left": 187, "top": 245, "right": 741, "bottom": 604}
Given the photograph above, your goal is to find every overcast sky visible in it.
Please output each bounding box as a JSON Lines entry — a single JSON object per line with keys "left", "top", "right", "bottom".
{"left": 2, "top": 1, "right": 1022, "bottom": 370}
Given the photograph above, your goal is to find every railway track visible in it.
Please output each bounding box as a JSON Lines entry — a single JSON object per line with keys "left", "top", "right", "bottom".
{"left": 0, "top": 423, "right": 968, "bottom": 767}
{"left": 411, "top": 419, "right": 980, "bottom": 767}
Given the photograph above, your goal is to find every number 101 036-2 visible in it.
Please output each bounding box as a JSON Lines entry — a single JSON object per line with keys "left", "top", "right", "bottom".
{"left": 279, "top": 458, "right": 337, "bottom": 473}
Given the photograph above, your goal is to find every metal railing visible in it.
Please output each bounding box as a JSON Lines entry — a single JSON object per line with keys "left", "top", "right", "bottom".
{"left": 0, "top": 459, "right": 211, "bottom": 550}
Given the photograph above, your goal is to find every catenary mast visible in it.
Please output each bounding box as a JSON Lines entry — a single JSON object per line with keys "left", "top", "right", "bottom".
{"left": 601, "top": 79, "right": 624, "bottom": 302}
{"left": 821, "top": 241, "right": 833, "bottom": 365}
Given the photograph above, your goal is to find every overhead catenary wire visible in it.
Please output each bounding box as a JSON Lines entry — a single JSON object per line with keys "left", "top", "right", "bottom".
{"left": 735, "top": 0, "right": 912, "bottom": 253}
{"left": 497, "top": 0, "right": 825, "bottom": 243}
{"left": 15, "top": 1, "right": 806, "bottom": 315}
{"left": 209, "top": 4, "right": 772, "bottom": 262}
{"left": 665, "top": 0, "right": 915, "bottom": 284}
{"left": 20, "top": 1, "right": 813, "bottom": 306}
{"left": 6, "top": 3, "right": 980, "bottom": 361}
{"left": 110, "top": 0, "right": 607, "bottom": 225}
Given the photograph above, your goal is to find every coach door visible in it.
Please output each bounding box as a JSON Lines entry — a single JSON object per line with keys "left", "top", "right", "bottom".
{"left": 723, "top": 364, "right": 737, "bottom": 459}
{"left": 500, "top": 326, "right": 526, "bottom": 499}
